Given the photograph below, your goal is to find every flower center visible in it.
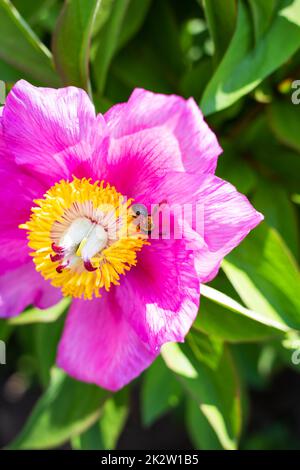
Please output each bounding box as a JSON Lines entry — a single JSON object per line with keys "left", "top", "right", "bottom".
{"left": 20, "top": 178, "right": 148, "bottom": 299}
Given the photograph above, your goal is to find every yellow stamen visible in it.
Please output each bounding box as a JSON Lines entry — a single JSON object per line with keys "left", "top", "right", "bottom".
{"left": 20, "top": 177, "right": 148, "bottom": 300}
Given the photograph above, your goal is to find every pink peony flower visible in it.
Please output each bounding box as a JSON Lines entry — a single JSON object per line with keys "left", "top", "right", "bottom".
{"left": 0, "top": 81, "right": 263, "bottom": 391}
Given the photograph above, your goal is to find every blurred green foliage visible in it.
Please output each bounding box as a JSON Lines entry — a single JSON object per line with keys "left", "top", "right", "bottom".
{"left": 0, "top": 0, "right": 300, "bottom": 450}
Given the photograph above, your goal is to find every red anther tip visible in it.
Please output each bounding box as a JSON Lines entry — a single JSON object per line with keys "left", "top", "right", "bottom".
{"left": 56, "top": 261, "right": 69, "bottom": 274}
{"left": 84, "top": 260, "right": 97, "bottom": 272}
{"left": 52, "top": 242, "right": 64, "bottom": 253}
{"left": 50, "top": 253, "right": 64, "bottom": 262}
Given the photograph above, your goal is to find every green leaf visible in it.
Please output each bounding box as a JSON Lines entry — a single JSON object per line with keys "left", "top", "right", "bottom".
{"left": 242, "top": 115, "right": 300, "bottom": 192}
{"left": 201, "top": 0, "right": 300, "bottom": 115}
{"left": 232, "top": 343, "right": 279, "bottom": 389}
{"left": 200, "top": 284, "right": 290, "bottom": 333}
{"left": 141, "top": 356, "right": 183, "bottom": 427}
{"left": 96, "top": 390, "right": 128, "bottom": 449}
{"left": 110, "top": 40, "right": 173, "bottom": 94}
{"left": 12, "top": 0, "right": 58, "bottom": 27}
{"left": 242, "top": 423, "right": 297, "bottom": 450}
{"left": 203, "top": 0, "right": 237, "bottom": 64}
{"left": 93, "top": 0, "right": 182, "bottom": 95}
{"left": 292, "top": 193, "right": 300, "bottom": 205}
{"left": 161, "top": 342, "right": 198, "bottom": 379}
{"left": 117, "top": 0, "right": 151, "bottom": 50}
{"left": 248, "top": 0, "right": 278, "bottom": 41}
{"left": 216, "top": 141, "right": 257, "bottom": 195}
{"left": 195, "top": 285, "right": 285, "bottom": 342}
{"left": 186, "top": 399, "right": 222, "bottom": 450}
{"left": 253, "top": 180, "right": 299, "bottom": 258}
{"left": 72, "top": 390, "right": 128, "bottom": 449}
{"left": 180, "top": 58, "right": 213, "bottom": 101}
{"left": 91, "top": 0, "right": 114, "bottom": 36}
{"left": 0, "top": 0, "right": 59, "bottom": 85}
{"left": 0, "top": 57, "right": 32, "bottom": 82}
{"left": 267, "top": 100, "right": 300, "bottom": 153}
{"left": 145, "top": 0, "right": 185, "bottom": 79}
{"left": 223, "top": 224, "right": 300, "bottom": 331}
{"left": 93, "top": 0, "right": 130, "bottom": 94}
{"left": 34, "top": 314, "right": 66, "bottom": 387}
{"left": 8, "top": 298, "right": 70, "bottom": 325}
{"left": 0, "top": 320, "right": 13, "bottom": 342}
{"left": 162, "top": 343, "right": 242, "bottom": 450}
{"left": 31, "top": 1, "right": 62, "bottom": 35}
{"left": 53, "top": 0, "right": 101, "bottom": 91}
{"left": 10, "top": 367, "right": 109, "bottom": 449}
{"left": 187, "top": 329, "right": 223, "bottom": 370}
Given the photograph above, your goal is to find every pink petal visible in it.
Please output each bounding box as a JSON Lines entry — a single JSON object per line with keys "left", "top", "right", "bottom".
{"left": 0, "top": 229, "right": 30, "bottom": 274}
{"left": 101, "top": 127, "right": 184, "bottom": 201}
{"left": 0, "top": 149, "right": 47, "bottom": 273}
{"left": 2, "top": 80, "right": 106, "bottom": 185}
{"left": 105, "top": 88, "right": 222, "bottom": 175}
{"left": 198, "top": 176, "right": 263, "bottom": 281}
{"left": 35, "top": 280, "right": 62, "bottom": 310}
{"left": 57, "top": 293, "right": 158, "bottom": 391}
{"left": 0, "top": 262, "right": 62, "bottom": 318}
{"left": 117, "top": 239, "right": 200, "bottom": 351}
{"left": 151, "top": 172, "right": 263, "bottom": 282}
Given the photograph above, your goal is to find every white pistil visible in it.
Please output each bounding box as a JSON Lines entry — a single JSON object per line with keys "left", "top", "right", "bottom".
{"left": 60, "top": 217, "right": 93, "bottom": 251}
{"left": 59, "top": 217, "right": 108, "bottom": 265}
{"left": 81, "top": 225, "right": 108, "bottom": 261}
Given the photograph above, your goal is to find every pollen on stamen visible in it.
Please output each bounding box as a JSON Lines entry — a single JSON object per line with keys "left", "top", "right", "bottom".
{"left": 20, "top": 177, "right": 149, "bottom": 300}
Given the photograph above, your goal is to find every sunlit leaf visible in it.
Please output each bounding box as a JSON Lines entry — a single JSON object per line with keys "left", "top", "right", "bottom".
{"left": 9, "top": 298, "right": 70, "bottom": 325}
{"left": 200, "top": 284, "right": 290, "bottom": 333}
{"left": 201, "top": 0, "right": 300, "bottom": 115}
{"left": 195, "top": 285, "right": 286, "bottom": 342}
{"left": 72, "top": 390, "right": 128, "bottom": 450}
{"left": 223, "top": 224, "right": 300, "bottom": 330}
{"left": 162, "top": 342, "right": 242, "bottom": 450}
{"left": 186, "top": 399, "right": 222, "bottom": 450}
